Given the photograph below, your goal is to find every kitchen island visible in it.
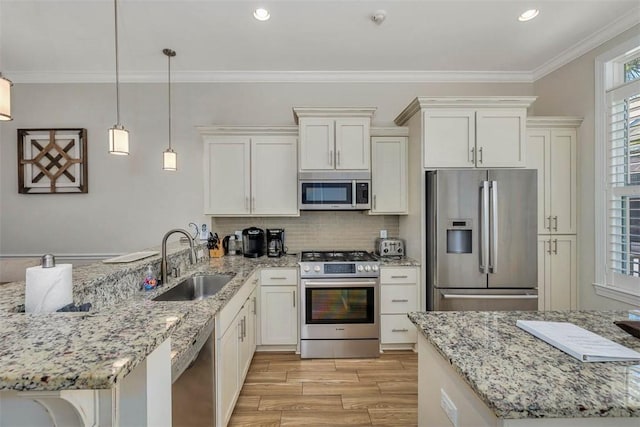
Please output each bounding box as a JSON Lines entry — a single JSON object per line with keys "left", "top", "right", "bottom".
{"left": 409, "top": 310, "right": 640, "bottom": 426}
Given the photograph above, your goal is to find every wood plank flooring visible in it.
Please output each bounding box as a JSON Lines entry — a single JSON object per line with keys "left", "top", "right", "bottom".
{"left": 229, "top": 351, "right": 417, "bottom": 427}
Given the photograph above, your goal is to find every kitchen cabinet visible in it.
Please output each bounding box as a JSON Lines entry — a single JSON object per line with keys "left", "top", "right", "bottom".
{"left": 216, "top": 272, "right": 258, "bottom": 426}
{"left": 393, "top": 97, "right": 536, "bottom": 169}
{"left": 293, "top": 107, "right": 376, "bottom": 171}
{"left": 371, "top": 135, "right": 408, "bottom": 214}
{"left": 259, "top": 268, "right": 298, "bottom": 347}
{"left": 526, "top": 118, "right": 582, "bottom": 235}
{"left": 380, "top": 266, "right": 419, "bottom": 349}
{"left": 537, "top": 235, "right": 578, "bottom": 311}
{"left": 200, "top": 127, "right": 298, "bottom": 216}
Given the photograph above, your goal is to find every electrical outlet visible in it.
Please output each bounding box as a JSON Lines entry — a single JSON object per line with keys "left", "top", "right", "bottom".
{"left": 440, "top": 389, "right": 458, "bottom": 427}
{"left": 380, "top": 229, "right": 388, "bottom": 238}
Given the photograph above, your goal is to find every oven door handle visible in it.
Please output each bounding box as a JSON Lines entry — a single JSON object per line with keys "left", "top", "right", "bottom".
{"left": 301, "top": 280, "right": 378, "bottom": 287}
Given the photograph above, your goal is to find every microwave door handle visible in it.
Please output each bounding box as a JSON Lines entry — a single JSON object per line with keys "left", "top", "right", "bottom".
{"left": 489, "top": 180, "right": 498, "bottom": 273}
{"left": 352, "top": 180, "right": 356, "bottom": 208}
{"left": 480, "top": 181, "right": 489, "bottom": 274}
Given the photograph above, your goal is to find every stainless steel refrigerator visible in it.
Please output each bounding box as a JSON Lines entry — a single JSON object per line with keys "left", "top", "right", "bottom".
{"left": 426, "top": 170, "right": 538, "bottom": 311}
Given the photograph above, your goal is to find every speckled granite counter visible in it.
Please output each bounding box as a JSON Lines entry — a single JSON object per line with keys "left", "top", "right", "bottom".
{"left": 375, "top": 256, "right": 420, "bottom": 267}
{"left": 0, "top": 245, "right": 300, "bottom": 391}
{"left": 409, "top": 310, "right": 640, "bottom": 420}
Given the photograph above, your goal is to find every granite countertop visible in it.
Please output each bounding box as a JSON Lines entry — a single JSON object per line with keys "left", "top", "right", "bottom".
{"left": 375, "top": 256, "right": 420, "bottom": 267}
{"left": 408, "top": 310, "right": 640, "bottom": 419}
{"left": 0, "top": 246, "right": 300, "bottom": 391}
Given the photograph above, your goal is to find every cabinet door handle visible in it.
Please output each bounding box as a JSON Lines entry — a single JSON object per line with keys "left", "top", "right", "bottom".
{"left": 547, "top": 239, "right": 552, "bottom": 254}
{"left": 252, "top": 296, "right": 257, "bottom": 315}
{"left": 391, "top": 299, "right": 409, "bottom": 303}
{"left": 479, "top": 147, "right": 483, "bottom": 164}
{"left": 252, "top": 196, "right": 256, "bottom": 211}
{"left": 546, "top": 216, "right": 551, "bottom": 231}
{"left": 373, "top": 195, "right": 377, "bottom": 210}
{"left": 390, "top": 275, "right": 408, "bottom": 279}
{"left": 293, "top": 290, "right": 296, "bottom": 308}
{"left": 329, "top": 150, "right": 333, "bottom": 167}
{"left": 238, "top": 319, "right": 243, "bottom": 341}
{"left": 470, "top": 147, "right": 475, "bottom": 164}
{"left": 337, "top": 150, "right": 341, "bottom": 166}
{"left": 553, "top": 216, "right": 558, "bottom": 231}
{"left": 392, "top": 328, "right": 409, "bottom": 333}
{"left": 553, "top": 239, "right": 558, "bottom": 255}
{"left": 245, "top": 196, "right": 249, "bottom": 211}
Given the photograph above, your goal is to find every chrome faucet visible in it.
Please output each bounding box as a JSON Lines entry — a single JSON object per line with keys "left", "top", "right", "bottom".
{"left": 161, "top": 228, "right": 196, "bottom": 285}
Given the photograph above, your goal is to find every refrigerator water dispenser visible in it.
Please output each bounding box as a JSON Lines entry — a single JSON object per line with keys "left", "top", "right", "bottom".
{"left": 446, "top": 220, "right": 472, "bottom": 254}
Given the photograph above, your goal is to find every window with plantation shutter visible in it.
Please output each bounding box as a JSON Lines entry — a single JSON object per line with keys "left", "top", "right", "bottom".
{"left": 606, "top": 78, "right": 640, "bottom": 289}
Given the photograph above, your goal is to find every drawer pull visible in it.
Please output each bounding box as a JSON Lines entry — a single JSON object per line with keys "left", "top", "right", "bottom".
{"left": 390, "top": 275, "right": 408, "bottom": 279}
{"left": 270, "top": 277, "right": 288, "bottom": 280}
{"left": 392, "top": 328, "right": 409, "bottom": 333}
{"left": 391, "top": 299, "right": 409, "bottom": 303}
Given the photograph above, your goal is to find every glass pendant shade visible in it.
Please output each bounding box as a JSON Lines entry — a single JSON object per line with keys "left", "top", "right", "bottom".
{"left": 0, "top": 75, "right": 12, "bottom": 121}
{"left": 108, "top": 125, "right": 129, "bottom": 155}
{"left": 163, "top": 148, "right": 177, "bottom": 171}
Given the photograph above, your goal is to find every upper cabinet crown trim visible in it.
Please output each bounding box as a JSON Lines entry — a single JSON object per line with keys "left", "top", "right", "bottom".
{"left": 197, "top": 125, "right": 299, "bottom": 136}
{"left": 526, "top": 117, "right": 584, "bottom": 128}
{"left": 394, "top": 96, "right": 537, "bottom": 125}
{"left": 293, "top": 107, "right": 376, "bottom": 124}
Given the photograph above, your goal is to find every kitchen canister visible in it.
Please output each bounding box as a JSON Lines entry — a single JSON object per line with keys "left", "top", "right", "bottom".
{"left": 25, "top": 254, "right": 73, "bottom": 313}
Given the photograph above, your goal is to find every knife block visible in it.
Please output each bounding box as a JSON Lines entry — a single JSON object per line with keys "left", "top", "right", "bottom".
{"left": 209, "top": 247, "right": 224, "bottom": 258}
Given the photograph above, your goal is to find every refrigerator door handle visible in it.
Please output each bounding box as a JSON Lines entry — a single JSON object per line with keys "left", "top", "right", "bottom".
{"left": 441, "top": 293, "right": 538, "bottom": 300}
{"left": 480, "top": 180, "right": 490, "bottom": 273}
{"left": 489, "top": 180, "right": 498, "bottom": 273}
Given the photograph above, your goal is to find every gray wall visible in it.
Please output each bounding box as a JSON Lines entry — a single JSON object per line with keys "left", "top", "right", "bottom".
{"left": 0, "top": 81, "right": 532, "bottom": 257}
{"left": 533, "top": 24, "right": 640, "bottom": 310}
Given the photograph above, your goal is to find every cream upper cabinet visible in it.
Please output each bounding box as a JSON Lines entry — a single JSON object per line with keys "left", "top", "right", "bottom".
{"left": 393, "top": 97, "right": 536, "bottom": 169}
{"left": 538, "top": 235, "right": 578, "bottom": 311}
{"left": 526, "top": 118, "right": 581, "bottom": 235}
{"left": 294, "top": 107, "right": 376, "bottom": 171}
{"left": 371, "top": 135, "right": 408, "bottom": 214}
{"left": 423, "top": 108, "right": 526, "bottom": 168}
{"left": 200, "top": 127, "right": 298, "bottom": 217}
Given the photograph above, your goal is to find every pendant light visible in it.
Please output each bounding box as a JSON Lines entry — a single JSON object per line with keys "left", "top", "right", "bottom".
{"left": 0, "top": 74, "right": 12, "bottom": 121}
{"left": 162, "top": 48, "right": 177, "bottom": 171}
{"left": 108, "top": 0, "right": 129, "bottom": 155}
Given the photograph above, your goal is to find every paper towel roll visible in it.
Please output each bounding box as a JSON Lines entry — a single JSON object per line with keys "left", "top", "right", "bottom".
{"left": 25, "top": 264, "right": 73, "bottom": 313}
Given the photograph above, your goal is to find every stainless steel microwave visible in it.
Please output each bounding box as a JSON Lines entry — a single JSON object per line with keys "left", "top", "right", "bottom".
{"left": 299, "top": 171, "right": 371, "bottom": 210}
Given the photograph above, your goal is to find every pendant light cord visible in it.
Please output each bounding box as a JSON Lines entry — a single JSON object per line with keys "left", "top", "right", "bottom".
{"left": 114, "top": 0, "right": 121, "bottom": 126}
{"left": 168, "top": 52, "right": 172, "bottom": 150}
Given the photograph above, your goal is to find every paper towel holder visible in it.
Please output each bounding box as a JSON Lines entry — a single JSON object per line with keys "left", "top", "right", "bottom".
{"left": 41, "top": 254, "right": 55, "bottom": 268}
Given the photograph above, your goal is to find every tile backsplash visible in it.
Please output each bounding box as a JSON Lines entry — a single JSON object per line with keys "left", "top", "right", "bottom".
{"left": 211, "top": 212, "right": 400, "bottom": 254}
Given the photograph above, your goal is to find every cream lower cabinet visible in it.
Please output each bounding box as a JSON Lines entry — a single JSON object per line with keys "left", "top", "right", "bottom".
{"left": 537, "top": 235, "right": 578, "bottom": 311}
{"left": 201, "top": 128, "right": 298, "bottom": 216}
{"left": 216, "top": 273, "right": 258, "bottom": 426}
{"left": 371, "top": 136, "right": 408, "bottom": 214}
{"left": 259, "top": 268, "right": 298, "bottom": 348}
{"left": 526, "top": 118, "right": 582, "bottom": 235}
{"left": 380, "top": 266, "right": 419, "bottom": 349}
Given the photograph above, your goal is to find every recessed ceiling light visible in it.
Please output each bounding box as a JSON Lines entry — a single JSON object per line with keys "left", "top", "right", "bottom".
{"left": 253, "top": 8, "right": 270, "bottom": 21}
{"left": 518, "top": 9, "right": 539, "bottom": 22}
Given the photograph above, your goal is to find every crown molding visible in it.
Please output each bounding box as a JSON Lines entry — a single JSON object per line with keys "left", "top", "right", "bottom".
{"left": 8, "top": 70, "right": 535, "bottom": 84}
{"left": 526, "top": 116, "right": 584, "bottom": 128}
{"left": 532, "top": 9, "right": 640, "bottom": 81}
{"left": 292, "top": 107, "right": 377, "bottom": 123}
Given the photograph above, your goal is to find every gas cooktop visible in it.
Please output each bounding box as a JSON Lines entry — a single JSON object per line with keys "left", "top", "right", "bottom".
{"left": 300, "top": 250, "right": 377, "bottom": 262}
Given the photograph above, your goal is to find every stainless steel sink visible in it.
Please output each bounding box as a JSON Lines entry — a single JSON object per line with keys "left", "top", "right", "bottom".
{"left": 153, "top": 274, "right": 233, "bottom": 301}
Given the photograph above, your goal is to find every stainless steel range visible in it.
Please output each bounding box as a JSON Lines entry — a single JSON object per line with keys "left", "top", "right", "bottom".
{"left": 299, "top": 250, "right": 380, "bottom": 358}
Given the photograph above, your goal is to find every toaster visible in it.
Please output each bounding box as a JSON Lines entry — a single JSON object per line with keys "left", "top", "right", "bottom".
{"left": 375, "top": 238, "right": 405, "bottom": 257}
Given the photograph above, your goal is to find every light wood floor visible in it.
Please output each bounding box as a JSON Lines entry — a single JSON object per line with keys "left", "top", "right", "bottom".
{"left": 229, "top": 351, "right": 418, "bottom": 427}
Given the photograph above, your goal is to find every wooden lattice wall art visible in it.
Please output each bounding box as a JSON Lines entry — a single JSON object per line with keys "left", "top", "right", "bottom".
{"left": 18, "top": 129, "right": 88, "bottom": 194}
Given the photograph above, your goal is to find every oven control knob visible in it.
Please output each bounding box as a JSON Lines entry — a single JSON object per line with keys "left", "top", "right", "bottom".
{"left": 364, "top": 265, "right": 371, "bottom": 272}
{"left": 357, "top": 265, "right": 364, "bottom": 272}
{"left": 314, "top": 265, "right": 321, "bottom": 272}
{"left": 303, "top": 265, "right": 310, "bottom": 272}
{"left": 372, "top": 265, "right": 379, "bottom": 272}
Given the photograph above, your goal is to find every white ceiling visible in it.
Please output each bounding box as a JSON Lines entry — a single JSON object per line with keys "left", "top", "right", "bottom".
{"left": 1, "top": 0, "right": 639, "bottom": 84}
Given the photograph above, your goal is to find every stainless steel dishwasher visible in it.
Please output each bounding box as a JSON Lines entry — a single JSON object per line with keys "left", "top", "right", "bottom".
{"left": 171, "top": 331, "right": 216, "bottom": 426}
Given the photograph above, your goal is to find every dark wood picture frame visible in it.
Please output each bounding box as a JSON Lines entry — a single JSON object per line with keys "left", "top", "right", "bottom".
{"left": 18, "top": 128, "right": 88, "bottom": 194}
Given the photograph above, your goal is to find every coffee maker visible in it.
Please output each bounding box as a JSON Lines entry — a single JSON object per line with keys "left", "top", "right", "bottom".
{"left": 266, "top": 229, "right": 285, "bottom": 257}
{"left": 242, "top": 227, "right": 265, "bottom": 258}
